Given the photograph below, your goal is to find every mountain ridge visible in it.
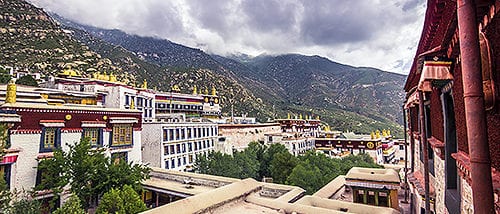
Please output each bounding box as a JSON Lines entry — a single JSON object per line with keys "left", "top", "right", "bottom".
{"left": 0, "top": 0, "right": 406, "bottom": 136}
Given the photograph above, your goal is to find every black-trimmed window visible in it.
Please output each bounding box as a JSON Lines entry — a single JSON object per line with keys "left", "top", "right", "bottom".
{"left": 111, "top": 124, "right": 133, "bottom": 146}
{"left": 83, "top": 128, "right": 103, "bottom": 147}
{"left": 40, "top": 128, "right": 61, "bottom": 152}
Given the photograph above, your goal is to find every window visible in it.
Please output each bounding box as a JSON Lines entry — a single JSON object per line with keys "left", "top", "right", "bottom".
{"left": 189, "top": 155, "right": 193, "bottom": 163}
{"left": 0, "top": 164, "right": 11, "bottom": 189}
{"left": 111, "top": 152, "right": 128, "bottom": 164}
{"left": 171, "top": 159, "right": 175, "bottom": 168}
{"left": 183, "top": 157, "right": 186, "bottom": 165}
{"left": 163, "top": 129, "right": 168, "bottom": 141}
{"left": 165, "top": 161, "right": 169, "bottom": 169}
{"left": 378, "top": 191, "right": 388, "bottom": 207}
{"left": 442, "top": 92, "right": 460, "bottom": 213}
{"left": 112, "top": 124, "right": 133, "bottom": 146}
{"left": 177, "top": 158, "right": 181, "bottom": 167}
{"left": 170, "top": 145, "right": 175, "bottom": 155}
{"left": 187, "top": 128, "right": 191, "bottom": 139}
{"left": 176, "top": 144, "right": 181, "bottom": 154}
{"left": 169, "top": 129, "right": 174, "bottom": 141}
{"left": 40, "top": 128, "right": 60, "bottom": 152}
{"left": 399, "top": 144, "right": 404, "bottom": 150}
{"left": 182, "top": 144, "right": 186, "bottom": 153}
{"left": 83, "top": 128, "right": 102, "bottom": 147}
{"left": 194, "top": 142, "right": 198, "bottom": 151}
{"left": 188, "top": 143, "right": 192, "bottom": 152}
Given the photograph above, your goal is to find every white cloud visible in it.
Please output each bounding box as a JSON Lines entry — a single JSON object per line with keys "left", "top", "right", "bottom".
{"left": 30, "top": 0, "right": 426, "bottom": 74}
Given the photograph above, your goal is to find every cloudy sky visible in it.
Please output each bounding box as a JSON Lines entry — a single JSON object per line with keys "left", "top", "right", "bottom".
{"left": 30, "top": 0, "right": 426, "bottom": 74}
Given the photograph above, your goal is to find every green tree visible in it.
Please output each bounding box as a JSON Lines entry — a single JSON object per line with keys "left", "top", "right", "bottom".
{"left": 15, "top": 75, "right": 38, "bottom": 87}
{"left": 37, "top": 139, "right": 150, "bottom": 210}
{"left": 234, "top": 150, "right": 259, "bottom": 179}
{"left": 8, "top": 198, "right": 41, "bottom": 214}
{"left": 286, "top": 164, "right": 323, "bottom": 194}
{"left": 269, "top": 151, "right": 298, "bottom": 184}
{"left": 0, "top": 67, "right": 11, "bottom": 84}
{"left": 53, "top": 195, "right": 85, "bottom": 214}
{"left": 260, "top": 143, "right": 288, "bottom": 179}
{"left": 96, "top": 185, "right": 147, "bottom": 214}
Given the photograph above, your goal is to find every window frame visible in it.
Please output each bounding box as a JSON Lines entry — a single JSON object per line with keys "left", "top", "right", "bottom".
{"left": 111, "top": 124, "right": 133, "bottom": 147}
{"left": 82, "top": 128, "right": 103, "bottom": 147}
{"left": 39, "top": 127, "right": 61, "bottom": 152}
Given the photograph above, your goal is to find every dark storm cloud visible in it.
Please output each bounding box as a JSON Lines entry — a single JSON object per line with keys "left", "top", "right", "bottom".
{"left": 241, "top": 0, "right": 300, "bottom": 33}
{"left": 29, "top": 0, "right": 426, "bottom": 74}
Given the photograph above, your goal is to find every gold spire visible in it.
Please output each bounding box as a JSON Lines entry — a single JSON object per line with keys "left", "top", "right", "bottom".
{"left": 109, "top": 73, "right": 117, "bottom": 82}
{"left": 143, "top": 79, "right": 148, "bottom": 89}
{"left": 299, "top": 114, "right": 303, "bottom": 119}
{"left": 376, "top": 130, "right": 381, "bottom": 139}
{"left": 382, "top": 129, "right": 388, "bottom": 137}
{"left": 211, "top": 86, "right": 217, "bottom": 96}
{"left": 204, "top": 88, "right": 209, "bottom": 95}
{"left": 316, "top": 115, "right": 320, "bottom": 120}
{"left": 387, "top": 129, "right": 391, "bottom": 136}
{"left": 193, "top": 85, "right": 198, "bottom": 95}
{"left": 5, "top": 79, "right": 16, "bottom": 104}
{"left": 130, "top": 98, "right": 135, "bottom": 110}
{"left": 287, "top": 113, "right": 291, "bottom": 119}
{"left": 370, "top": 131, "right": 375, "bottom": 139}
{"left": 172, "top": 85, "right": 181, "bottom": 92}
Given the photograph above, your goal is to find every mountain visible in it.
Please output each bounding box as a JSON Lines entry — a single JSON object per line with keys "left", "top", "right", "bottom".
{"left": 50, "top": 12, "right": 405, "bottom": 134}
{"left": 0, "top": 0, "right": 406, "bottom": 136}
{"left": 0, "top": 0, "right": 138, "bottom": 82}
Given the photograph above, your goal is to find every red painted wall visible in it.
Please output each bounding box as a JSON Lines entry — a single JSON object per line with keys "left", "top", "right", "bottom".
{"left": 430, "top": 89, "right": 444, "bottom": 142}
{"left": 6, "top": 107, "right": 142, "bottom": 130}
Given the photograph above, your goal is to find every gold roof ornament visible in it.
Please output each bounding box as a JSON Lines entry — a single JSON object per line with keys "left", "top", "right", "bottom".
{"left": 130, "top": 98, "right": 135, "bottom": 110}
{"left": 287, "top": 113, "right": 291, "bottom": 119}
{"left": 109, "top": 73, "right": 117, "bottom": 82}
{"left": 299, "top": 114, "right": 303, "bottom": 120}
{"left": 370, "top": 131, "right": 375, "bottom": 139}
{"left": 5, "top": 79, "right": 16, "bottom": 104}
{"left": 211, "top": 86, "right": 217, "bottom": 96}
{"left": 193, "top": 85, "right": 198, "bottom": 95}
{"left": 376, "top": 130, "right": 381, "bottom": 139}
{"left": 316, "top": 115, "right": 320, "bottom": 120}
{"left": 172, "top": 85, "right": 181, "bottom": 92}
{"left": 92, "top": 72, "right": 98, "bottom": 79}
{"left": 387, "top": 129, "right": 391, "bottom": 136}
{"left": 382, "top": 129, "right": 388, "bottom": 137}
{"left": 143, "top": 79, "right": 148, "bottom": 89}
{"left": 204, "top": 88, "right": 209, "bottom": 95}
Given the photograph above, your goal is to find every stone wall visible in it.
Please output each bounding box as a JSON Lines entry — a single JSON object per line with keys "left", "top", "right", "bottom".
{"left": 461, "top": 177, "right": 474, "bottom": 214}
{"left": 219, "top": 124, "right": 281, "bottom": 150}
{"left": 433, "top": 149, "right": 446, "bottom": 214}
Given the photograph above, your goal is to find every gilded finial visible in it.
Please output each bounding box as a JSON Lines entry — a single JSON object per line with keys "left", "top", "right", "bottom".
{"left": 6, "top": 79, "right": 16, "bottom": 104}
{"left": 109, "top": 73, "right": 117, "bottom": 82}
{"left": 193, "top": 85, "right": 198, "bottom": 95}
{"left": 204, "top": 88, "right": 209, "bottom": 95}
{"left": 370, "top": 131, "right": 375, "bottom": 139}
{"left": 211, "top": 86, "right": 217, "bottom": 96}
{"left": 130, "top": 98, "right": 135, "bottom": 110}
{"left": 376, "top": 130, "right": 381, "bottom": 139}
{"left": 287, "top": 113, "right": 291, "bottom": 119}
{"left": 316, "top": 115, "right": 320, "bottom": 120}
{"left": 143, "top": 79, "right": 148, "bottom": 89}
{"left": 299, "top": 114, "right": 303, "bottom": 120}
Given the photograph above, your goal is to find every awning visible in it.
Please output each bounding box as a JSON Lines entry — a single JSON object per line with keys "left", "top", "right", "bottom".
{"left": 404, "top": 91, "right": 419, "bottom": 109}
{"left": 417, "top": 61, "right": 453, "bottom": 91}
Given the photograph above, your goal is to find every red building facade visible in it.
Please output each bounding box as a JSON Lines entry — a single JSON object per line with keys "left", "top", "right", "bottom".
{"left": 404, "top": 1, "right": 500, "bottom": 213}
